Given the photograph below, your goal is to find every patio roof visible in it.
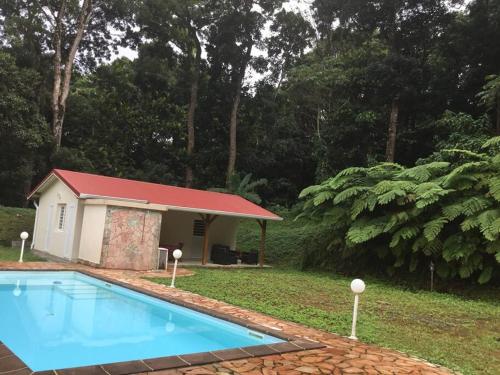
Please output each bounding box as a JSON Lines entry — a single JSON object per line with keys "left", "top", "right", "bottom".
{"left": 28, "top": 169, "right": 282, "bottom": 221}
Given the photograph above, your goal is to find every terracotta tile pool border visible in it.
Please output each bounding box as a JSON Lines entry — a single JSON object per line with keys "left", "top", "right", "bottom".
{"left": 0, "top": 268, "right": 325, "bottom": 375}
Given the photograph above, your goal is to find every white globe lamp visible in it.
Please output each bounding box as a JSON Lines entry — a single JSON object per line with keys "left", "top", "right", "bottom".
{"left": 350, "top": 279, "right": 366, "bottom": 294}
{"left": 349, "top": 278, "right": 366, "bottom": 340}
{"left": 170, "top": 249, "right": 183, "bottom": 288}
{"left": 19, "top": 232, "right": 29, "bottom": 263}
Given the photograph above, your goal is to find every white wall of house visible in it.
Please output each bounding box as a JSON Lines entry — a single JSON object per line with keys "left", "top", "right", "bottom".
{"left": 32, "top": 178, "right": 80, "bottom": 260}
{"left": 77, "top": 203, "right": 107, "bottom": 264}
{"left": 160, "top": 210, "right": 239, "bottom": 260}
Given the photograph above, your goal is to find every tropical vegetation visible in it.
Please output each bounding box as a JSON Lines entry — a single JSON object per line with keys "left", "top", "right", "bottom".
{"left": 0, "top": 0, "right": 499, "bottom": 208}
{"left": 299, "top": 137, "right": 500, "bottom": 283}
{"left": 210, "top": 173, "right": 267, "bottom": 204}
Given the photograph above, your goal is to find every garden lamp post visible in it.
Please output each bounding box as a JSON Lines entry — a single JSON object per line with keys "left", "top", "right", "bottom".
{"left": 170, "top": 249, "right": 183, "bottom": 288}
{"left": 349, "top": 278, "right": 366, "bottom": 340}
{"left": 19, "top": 232, "right": 29, "bottom": 263}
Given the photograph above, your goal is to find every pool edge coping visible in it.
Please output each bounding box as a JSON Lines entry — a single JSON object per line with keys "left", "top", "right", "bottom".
{"left": 0, "top": 268, "right": 325, "bottom": 375}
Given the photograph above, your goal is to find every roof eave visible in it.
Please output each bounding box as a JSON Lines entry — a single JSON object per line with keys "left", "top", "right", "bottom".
{"left": 26, "top": 172, "right": 58, "bottom": 200}
{"left": 163, "top": 204, "right": 283, "bottom": 221}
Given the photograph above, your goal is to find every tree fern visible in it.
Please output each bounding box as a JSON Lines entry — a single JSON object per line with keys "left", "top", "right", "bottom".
{"left": 481, "top": 136, "right": 500, "bottom": 149}
{"left": 346, "top": 217, "right": 389, "bottom": 244}
{"left": 299, "top": 184, "right": 323, "bottom": 198}
{"left": 477, "top": 209, "right": 500, "bottom": 241}
{"left": 461, "top": 216, "right": 480, "bottom": 232}
{"left": 461, "top": 197, "right": 492, "bottom": 216}
{"left": 333, "top": 186, "right": 369, "bottom": 204}
{"left": 377, "top": 188, "right": 407, "bottom": 205}
{"left": 390, "top": 226, "right": 420, "bottom": 247}
{"left": 442, "top": 161, "right": 489, "bottom": 187}
{"left": 336, "top": 166, "right": 367, "bottom": 177}
{"left": 313, "top": 190, "right": 334, "bottom": 206}
{"left": 350, "top": 194, "right": 376, "bottom": 219}
{"left": 488, "top": 177, "right": 500, "bottom": 202}
{"left": 442, "top": 149, "right": 487, "bottom": 160}
{"left": 414, "top": 183, "right": 453, "bottom": 208}
{"left": 424, "top": 217, "right": 449, "bottom": 241}
{"left": 396, "top": 162, "right": 450, "bottom": 182}
{"left": 299, "top": 137, "right": 500, "bottom": 283}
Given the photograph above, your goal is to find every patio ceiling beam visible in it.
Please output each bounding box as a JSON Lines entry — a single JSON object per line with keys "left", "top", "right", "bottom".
{"left": 200, "top": 214, "right": 217, "bottom": 265}
{"left": 257, "top": 219, "right": 267, "bottom": 267}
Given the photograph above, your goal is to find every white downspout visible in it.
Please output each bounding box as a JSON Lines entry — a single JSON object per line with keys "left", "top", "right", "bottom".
{"left": 31, "top": 201, "right": 39, "bottom": 249}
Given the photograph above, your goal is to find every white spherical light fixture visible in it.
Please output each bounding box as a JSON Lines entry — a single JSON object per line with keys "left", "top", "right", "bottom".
{"left": 18, "top": 232, "right": 29, "bottom": 263}
{"left": 350, "top": 278, "right": 366, "bottom": 294}
{"left": 173, "top": 249, "right": 183, "bottom": 259}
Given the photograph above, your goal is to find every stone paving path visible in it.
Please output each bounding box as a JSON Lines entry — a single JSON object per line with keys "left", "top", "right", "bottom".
{"left": 0, "top": 262, "right": 454, "bottom": 375}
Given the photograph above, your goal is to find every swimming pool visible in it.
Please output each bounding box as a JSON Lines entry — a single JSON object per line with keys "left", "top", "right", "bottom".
{"left": 0, "top": 271, "right": 284, "bottom": 371}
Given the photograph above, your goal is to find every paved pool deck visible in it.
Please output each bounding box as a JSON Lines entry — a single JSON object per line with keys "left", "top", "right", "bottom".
{"left": 0, "top": 262, "right": 454, "bottom": 375}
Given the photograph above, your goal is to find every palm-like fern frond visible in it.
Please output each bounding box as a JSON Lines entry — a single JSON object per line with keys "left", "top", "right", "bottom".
{"left": 299, "top": 138, "right": 500, "bottom": 283}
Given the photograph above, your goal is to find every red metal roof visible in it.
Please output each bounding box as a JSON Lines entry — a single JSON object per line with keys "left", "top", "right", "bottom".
{"left": 29, "top": 169, "right": 281, "bottom": 221}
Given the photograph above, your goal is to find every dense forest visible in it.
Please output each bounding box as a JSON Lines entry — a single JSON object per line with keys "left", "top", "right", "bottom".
{"left": 1, "top": 0, "right": 499, "bottom": 207}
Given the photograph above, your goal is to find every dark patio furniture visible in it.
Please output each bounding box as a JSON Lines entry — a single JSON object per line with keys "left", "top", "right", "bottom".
{"left": 240, "top": 251, "right": 258, "bottom": 265}
{"left": 211, "top": 244, "right": 238, "bottom": 265}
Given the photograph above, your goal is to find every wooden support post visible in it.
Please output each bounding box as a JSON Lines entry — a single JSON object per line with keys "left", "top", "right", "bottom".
{"left": 257, "top": 219, "right": 267, "bottom": 267}
{"left": 201, "top": 214, "right": 217, "bottom": 265}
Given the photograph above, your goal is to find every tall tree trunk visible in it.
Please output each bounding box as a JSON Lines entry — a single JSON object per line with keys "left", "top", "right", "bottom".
{"left": 51, "top": 0, "right": 65, "bottom": 147}
{"left": 185, "top": 34, "right": 201, "bottom": 188}
{"left": 226, "top": 42, "right": 253, "bottom": 186}
{"left": 51, "top": 0, "right": 93, "bottom": 149}
{"left": 385, "top": 96, "right": 399, "bottom": 162}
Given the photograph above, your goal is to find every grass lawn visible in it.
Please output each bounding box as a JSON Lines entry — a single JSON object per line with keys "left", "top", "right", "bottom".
{"left": 0, "top": 245, "right": 45, "bottom": 262}
{"left": 0, "top": 206, "right": 35, "bottom": 246}
{"left": 0, "top": 206, "right": 41, "bottom": 262}
{"left": 148, "top": 268, "right": 500, "bottom": 375}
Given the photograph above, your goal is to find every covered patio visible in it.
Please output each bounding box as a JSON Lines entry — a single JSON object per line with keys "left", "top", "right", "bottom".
{"left": 159, "top": 207, "right": 277, "bottom": 267}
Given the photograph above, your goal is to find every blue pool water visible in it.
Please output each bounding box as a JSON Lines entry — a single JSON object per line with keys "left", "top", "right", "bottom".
{"left": 0, "top": 271, "right": 282, "bottom": 371}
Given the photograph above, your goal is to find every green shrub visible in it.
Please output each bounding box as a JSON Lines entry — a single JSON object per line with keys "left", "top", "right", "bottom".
{"left": 299, "top": 137, "right": 500, "bottom": 283}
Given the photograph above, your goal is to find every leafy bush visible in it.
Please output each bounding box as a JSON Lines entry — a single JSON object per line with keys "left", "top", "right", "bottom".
{"left": 299, "top": 137, "right": 500, "bottom": 284}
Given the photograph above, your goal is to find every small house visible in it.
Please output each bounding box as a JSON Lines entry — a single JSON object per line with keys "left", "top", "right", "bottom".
{"left": 27, "top": 169, "right": 281, "bottom": 270}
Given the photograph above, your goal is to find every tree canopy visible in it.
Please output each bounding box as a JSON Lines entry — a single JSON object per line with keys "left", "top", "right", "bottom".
{"left": 0, "top": 0, "right": 498, "bottom": 216}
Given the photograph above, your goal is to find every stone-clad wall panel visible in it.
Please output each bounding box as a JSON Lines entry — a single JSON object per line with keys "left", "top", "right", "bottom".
{"left": 101, "top": 206, "right": 161, "bottom": 270}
